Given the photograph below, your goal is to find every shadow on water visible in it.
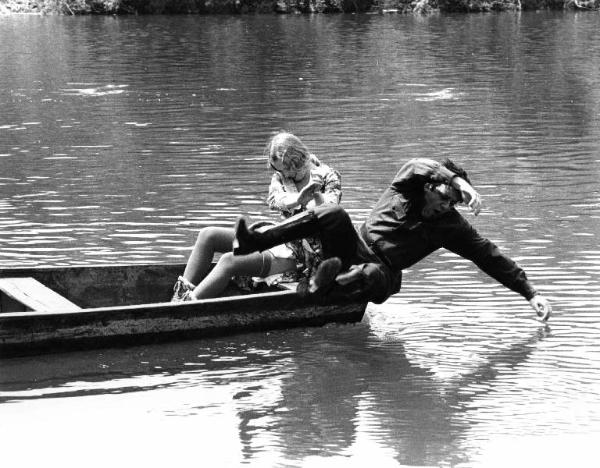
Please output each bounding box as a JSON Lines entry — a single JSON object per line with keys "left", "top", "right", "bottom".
{"left": 0, "top": 319, "right": 550, "bottom": 466}
{"left": 233, "top": 323, "right": 549, "bottom": 466}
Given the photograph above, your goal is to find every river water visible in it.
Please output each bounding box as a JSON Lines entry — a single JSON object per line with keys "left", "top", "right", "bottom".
{"left": 1, "top": 11, "right": 600, "bottom": 467}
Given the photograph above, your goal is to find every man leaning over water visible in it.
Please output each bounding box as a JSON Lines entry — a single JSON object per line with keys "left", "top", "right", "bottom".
{"left": 233, "top": 158, "right": 552, "bottom": 321}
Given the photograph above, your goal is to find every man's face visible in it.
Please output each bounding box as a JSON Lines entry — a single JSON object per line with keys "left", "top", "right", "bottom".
{"left": 422, "top": 183, "right": 461, "bottom": 219}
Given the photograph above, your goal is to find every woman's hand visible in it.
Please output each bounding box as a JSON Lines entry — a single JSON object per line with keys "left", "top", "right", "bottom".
{"left": 297, "top": 181, "right": 320, "bottom": 207}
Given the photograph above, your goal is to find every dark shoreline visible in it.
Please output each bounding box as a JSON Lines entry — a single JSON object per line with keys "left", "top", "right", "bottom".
{"left": 1, "top": 0, "right": 598, "bottom": 15}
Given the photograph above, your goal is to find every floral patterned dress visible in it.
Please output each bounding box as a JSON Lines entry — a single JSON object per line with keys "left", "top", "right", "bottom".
{"left": 264, "top": 158, "right": 342, "bottom": 283}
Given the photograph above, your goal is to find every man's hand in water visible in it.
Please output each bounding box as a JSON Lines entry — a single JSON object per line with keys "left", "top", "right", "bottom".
{"left": 529, "top": 294, "right": 552, "bottom": 322}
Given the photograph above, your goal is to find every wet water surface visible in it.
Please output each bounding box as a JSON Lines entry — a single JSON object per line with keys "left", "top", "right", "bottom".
{"left": 1, "top": 11, "right": 600, "bottom": 467}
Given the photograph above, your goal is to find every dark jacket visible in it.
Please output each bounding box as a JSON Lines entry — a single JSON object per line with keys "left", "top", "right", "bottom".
{"left": 360, "top": 158, "right": 537, "bottom": 301}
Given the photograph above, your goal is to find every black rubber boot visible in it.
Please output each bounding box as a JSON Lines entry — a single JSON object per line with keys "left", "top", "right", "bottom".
{"left": 308, "top": 257, "right": 342, "bottom": 294}
{"left": 233, "top": 210, "right": 319, "bottom": 255}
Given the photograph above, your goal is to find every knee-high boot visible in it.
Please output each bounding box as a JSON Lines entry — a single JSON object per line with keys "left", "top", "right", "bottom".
{"left": 233, "top": 210, "right": 319, "bottom": 255}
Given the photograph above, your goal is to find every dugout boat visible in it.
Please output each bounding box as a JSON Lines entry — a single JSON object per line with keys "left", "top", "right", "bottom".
{"left": 0, "top": 263, "right": 367, "bottom": 357}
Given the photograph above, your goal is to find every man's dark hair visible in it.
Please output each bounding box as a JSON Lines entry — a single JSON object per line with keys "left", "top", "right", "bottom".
{"left": 442, "top": 158, "right": 472, "bottom": 186}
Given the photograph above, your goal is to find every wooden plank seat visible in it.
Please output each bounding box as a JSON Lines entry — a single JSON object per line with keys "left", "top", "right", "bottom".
{"left": 0, "top": 277, "right": 81, "bottom": 313}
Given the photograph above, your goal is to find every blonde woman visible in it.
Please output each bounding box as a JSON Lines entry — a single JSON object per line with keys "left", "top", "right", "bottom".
{"left": 171, "top": 131, "right": 341, "bottom": 301}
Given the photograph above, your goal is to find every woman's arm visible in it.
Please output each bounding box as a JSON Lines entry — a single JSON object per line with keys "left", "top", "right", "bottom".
{"left": 320, "top": 167, "right": 342, "bottom": 205}
{"left": 267, "top": 173, "right": 319, "bottom": 212}
{"left": 267, "top": 173, "right": 294, "bottom": 212}
{"left": 307, "top": 166, "right": 342, "bottom": 209}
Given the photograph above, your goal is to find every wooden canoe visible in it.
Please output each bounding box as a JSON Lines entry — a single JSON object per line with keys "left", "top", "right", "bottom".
{"left": 0, "top": 263, "right": 367, "bottom": 357}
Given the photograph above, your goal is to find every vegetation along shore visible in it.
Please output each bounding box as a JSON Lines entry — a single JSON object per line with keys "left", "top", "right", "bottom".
{"left": 1, "top": 0, "right": 598, "bottom": 15}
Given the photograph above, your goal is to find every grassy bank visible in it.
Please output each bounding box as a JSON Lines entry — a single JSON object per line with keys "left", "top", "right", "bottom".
{"left": 0, "top": 0, "right": 598, "bottom": 15}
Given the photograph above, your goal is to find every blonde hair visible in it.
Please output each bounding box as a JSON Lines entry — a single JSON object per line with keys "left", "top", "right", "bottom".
{"left": 265, "top": 131, "right": 317, "bottom": 172}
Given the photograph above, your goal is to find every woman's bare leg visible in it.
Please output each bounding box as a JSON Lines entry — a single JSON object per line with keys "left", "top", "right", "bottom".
{"left": 191, "top": 252, "right": 297, "bottom": 299}
{"left": 182, "top": 227, "right": 235, "bottom": 285}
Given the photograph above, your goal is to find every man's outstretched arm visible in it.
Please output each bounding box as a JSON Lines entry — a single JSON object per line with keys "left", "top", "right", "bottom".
{"left": 445, "top": 221, "right": 552, "bottom": 321}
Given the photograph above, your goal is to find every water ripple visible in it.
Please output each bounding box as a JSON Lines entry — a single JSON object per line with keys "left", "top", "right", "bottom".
{"left": 1, "top": 11, "right": 600, "bottom": 467}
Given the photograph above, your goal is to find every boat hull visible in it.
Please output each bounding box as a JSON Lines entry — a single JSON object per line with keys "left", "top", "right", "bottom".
{"left": 0, "top": 264, "right": 366, "bottom": 357}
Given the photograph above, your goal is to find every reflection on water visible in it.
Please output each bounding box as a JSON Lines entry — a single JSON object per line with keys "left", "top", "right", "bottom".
{"left": 0, "top": 321, "right": 556, "bottom": 467}
{"left": 1, "top": 10, "right": 600, "bottom": 468}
